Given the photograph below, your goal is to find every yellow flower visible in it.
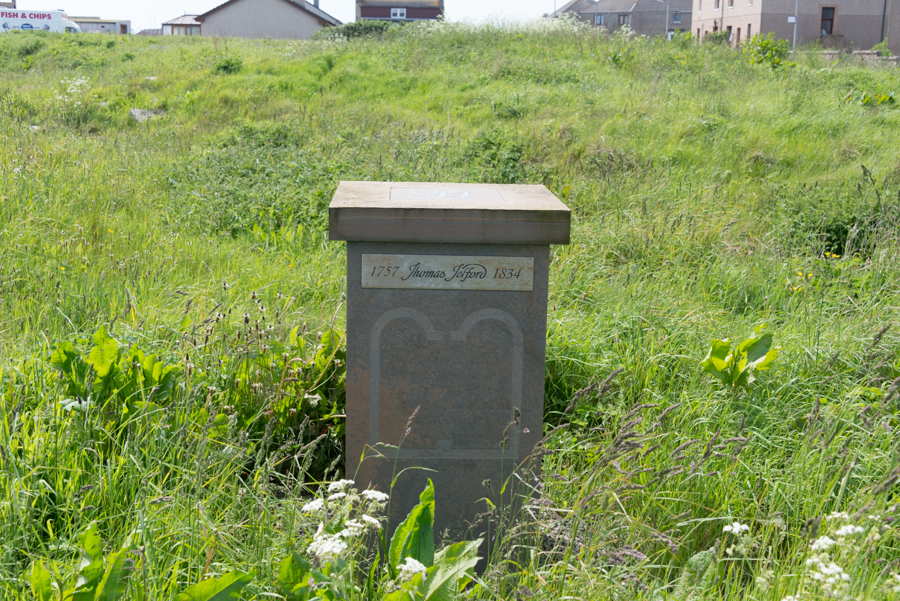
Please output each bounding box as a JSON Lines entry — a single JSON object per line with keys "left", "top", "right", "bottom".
{"left": 60, "top": 266, "right": 65, "bottom": 270}
{"left": 108, "top": 229, "right": 113, "bottom": 233}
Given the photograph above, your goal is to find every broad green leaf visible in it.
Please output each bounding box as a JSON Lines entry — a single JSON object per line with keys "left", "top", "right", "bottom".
{"left": 77, "top": 522, "right": 104, "bottom": 586}
{"left": 30, "top": 561, "right": 54, "bottom": 601}
{"left": 383, "top": 573, "right": 425, "bottom": 601}
{"left": 87, "top": 327, "right": 119, "bottom": 378}
{"left": 175, "top": 570, "right": 253, "bottom": 601}
{"left": 700, "top": 339, "right": 734, "bottom": 384}
{"left": 50, "top": 342, "right": 78, "bottom": 374}
{"left": 671, "top": 545, "right": 718, "bottom": 601}
{"left": 422, "top": 539, "right": 482, "bottom": 601}
{"left": 389, "top": 480, "right": 436, "bottom": 571}
{"left": 315, "top": 329, "right": 343, "bottom": 372}
{"left": 276, "top": 552, "right": 311, "bottom": 600}
{"left": 95, "top": 551, "right": 132, "bottom": 601}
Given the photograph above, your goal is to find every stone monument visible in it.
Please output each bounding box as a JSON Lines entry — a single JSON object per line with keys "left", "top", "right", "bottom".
{"left": 329, "top": 181, "right": 570, "bottom": 542}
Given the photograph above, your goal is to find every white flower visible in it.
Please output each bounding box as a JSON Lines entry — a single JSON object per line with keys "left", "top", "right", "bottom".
{"left": 723, "top": 521, "right": 750, "bottom": 534}
{"left": 781, "top": 596, "right": 800, "bottom": 601}
{"left": 834, "top": 524, "right": 863, "bottom": 537}
{"left": 328, "top": 492, "right": 347, "bottom": 502}
{"left": 826, "top": 511, "right": 849, "bottom": 521}
{"left": 361, "top": 514, "right": 382, "bottom": 528}
{"left": 328, "top": 479, "right": 356, "bottom": 493}
{"left": 302, "top": 499, "right": 325, "bottom": 513}
{"left": 340, "top": 519, "right": 365, "bottom": 538}
{"left": 809, "top": 536, "right": 836, "bottom": 551}
{"left": 361, "top": 489, "right": 389, "bottom": 502}
{"left": 308, "top": 524, "right": 348, "bottom": 560}
{"left": 399, "top": 557, "right": 427, "bottom": 581}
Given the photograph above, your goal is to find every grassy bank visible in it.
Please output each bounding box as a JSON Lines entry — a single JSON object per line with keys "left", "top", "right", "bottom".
{"left": 1, "top": 21, "right": 900, "bottom": 600}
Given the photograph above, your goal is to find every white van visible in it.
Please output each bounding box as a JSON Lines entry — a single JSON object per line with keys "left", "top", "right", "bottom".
{"left": 0, "top": 10, "right": 83, "bottom": 33}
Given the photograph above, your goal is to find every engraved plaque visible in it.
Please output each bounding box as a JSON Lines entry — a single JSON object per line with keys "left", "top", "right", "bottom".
{"left": 389, "top": 187, "right": 505, "bottom": 204}
{"left": 362, "top": 254, "right": 534, "bottom": 291}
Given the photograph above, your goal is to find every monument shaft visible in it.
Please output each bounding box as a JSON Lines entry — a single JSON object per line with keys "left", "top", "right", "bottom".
{"left": 329, "top": 182, "right": 570, "bottom": 541}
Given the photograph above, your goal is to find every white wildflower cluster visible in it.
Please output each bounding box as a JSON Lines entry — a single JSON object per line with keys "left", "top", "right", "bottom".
{"left": 723, "top": 521, "right": 750, "bottom": 534}
{"left": 723, "top": 521, "right": 753, "bottom": 556}
{"left": 302, "top": 479, "right": 388, "bottom": 562}
{"left": 56, "top": 77, "right": 90, "bottom": 106}
{"left": 887, "top": 573, "right": 900, "bottom": 594}
{"left": 308, "top": 524, "right": 348, "bottom": 561}
{"left": 755, "top": 569, "right": 775, "bottom": 592}
{"left": 398, "top": 557, "right": 427, "bottom": 582}
{"left": 805, "top": 551, "right": 850, "bottom": 598}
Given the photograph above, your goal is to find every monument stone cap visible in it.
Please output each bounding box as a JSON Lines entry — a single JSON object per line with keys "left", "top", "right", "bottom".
{"left": 329, "top": 181, "right": 571, "bottom": 245}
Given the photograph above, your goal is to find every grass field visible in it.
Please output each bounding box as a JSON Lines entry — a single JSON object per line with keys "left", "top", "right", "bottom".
{"left": 1, "top": 19, "right": 900, "bottom": 600}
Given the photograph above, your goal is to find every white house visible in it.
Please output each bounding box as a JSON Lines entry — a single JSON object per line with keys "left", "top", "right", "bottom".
{"left": 69, "top": 17, "right": 131, "bottom": 34}
{"left": 196, "top": 0, "right": 340, "bottom": 39}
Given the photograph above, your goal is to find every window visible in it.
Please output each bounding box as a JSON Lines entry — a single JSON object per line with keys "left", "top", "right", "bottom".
{"left": 697, "top": 27, "right": 701, "bottom": 38}
{"left": 714, "top": 0, "right": 720, "bottom": 9}
{"left": 618, "top": 14, "right": 629, "bottom": 25}
{"left": 736, "top": 27, "right": 741, "bottom": 43}
{"left": 594, "top": 13, "right": 604, "bottom": 25}
{"left": 391, "top": 8, "right": 406, "bottom": 19}
{"left": 726, "top": 25, "right": 732, "bottom": 41}
{"left": 120, "top": 24, "right": 127, "bottom": 34}
{"left": 727, "top": 0, "right": 733, "bottom": 7}
{"left": 820, "top": 7, "right": 835, "bottom": 35}
{"left": 747, "top": 23, "right": 751, "bottom": 38}
{"left": 162, "top": 24, "right": 171, "bottom": 34}
{"left": 672, "top": 12, "right": 681, "bottom": 23}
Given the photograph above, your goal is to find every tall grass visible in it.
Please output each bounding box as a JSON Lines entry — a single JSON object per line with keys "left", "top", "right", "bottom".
{"left": 0, "top": 20, "right": 899, "bottom": 599}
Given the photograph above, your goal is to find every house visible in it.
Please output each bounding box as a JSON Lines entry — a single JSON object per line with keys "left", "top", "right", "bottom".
{"left": 196, "top": 0, "right": 340, "bottom": 39}
{"left": 137, "top": 28, "right": 163, "bottom": 36}
{"left": 550, "top": 0, "right": 693, "bottom": 38}
{"left": 356, "top": 0, "right": 444, "bottom": 22}
{"left": 161, "top": 15, "right": 202, "bottom": 36}
{"left": 692, "top": 0, "right": 900, "bottom": 53}
{"left": 69, "top": 17, "right": 131, "bottom": 34}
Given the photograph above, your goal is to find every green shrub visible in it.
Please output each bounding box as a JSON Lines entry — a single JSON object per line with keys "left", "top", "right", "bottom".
{"left": 744, "top": 33, "right": 792, "bottom": 68}
{"left": 314, "top": 19, "right": 397, "bottom": 41}
{"left": 872, "top": 38, "right": 891, "bottom": 56}
{"left": 705, "top": 30, "right": 730, "bottom": 45}
{"left": 214, "top": 56, "right": 243, "bottom": 74}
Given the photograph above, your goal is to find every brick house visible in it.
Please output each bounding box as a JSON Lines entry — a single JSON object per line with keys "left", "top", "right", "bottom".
{"left": 692, "top": 0, "right": 900, "bottom": 53}
{"left": 356, "top": 0, "right": 444, "bottom": 22}
{"left": 551, "top": 0, "right": 693, "bottom": 38}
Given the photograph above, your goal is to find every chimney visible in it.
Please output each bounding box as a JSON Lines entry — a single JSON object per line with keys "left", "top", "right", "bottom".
{"left": 313, "top": 0, "right": 318, "bottom": 6}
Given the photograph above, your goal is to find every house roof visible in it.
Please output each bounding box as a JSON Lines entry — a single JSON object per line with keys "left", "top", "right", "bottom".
{"left": 162, "top": 15, "right": 201, "bottom": 25}
{"left": 631, "top": 0, "right": 692, "bottom": 13}
{"left": 357, "top": 0, "right": 441, "bottom": 6}
{"left": 552, "top": 0, "right": 691, "bottom": 16}
{"left": 70, "top": 17, "right": 122, "bottom": 24}
{"left": 196, "top": 0, "right": 340, "bottom": 27}
{"left": 137, "top": 28, "right": 163, "bottom": 35}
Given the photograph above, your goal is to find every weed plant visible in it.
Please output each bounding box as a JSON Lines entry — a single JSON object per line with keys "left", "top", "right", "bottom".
{"left": 1, "top": 17, "right": 900, "bottom": 600}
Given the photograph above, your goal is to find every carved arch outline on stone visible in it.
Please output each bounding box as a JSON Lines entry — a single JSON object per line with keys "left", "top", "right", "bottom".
{"left": 368, "top": 307, "right": 524, "bottom": 458}
{"left": 368, "top": 308, "right": 443, "bottom": 446}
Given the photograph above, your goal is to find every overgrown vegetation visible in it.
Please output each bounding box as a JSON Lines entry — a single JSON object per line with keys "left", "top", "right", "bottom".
{"left": 1, "top": 18, "right": 900, "bottom": 600}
